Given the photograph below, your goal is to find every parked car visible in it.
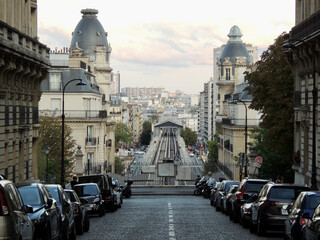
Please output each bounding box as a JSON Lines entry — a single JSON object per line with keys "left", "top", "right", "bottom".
{"left": 0, "top": 180, "right": 34, "bottom": 240}
{"left": 46, "top": 184, "right": 76, "bottom": 240}
{"left": 239, "top": 192, "right": 257, "bottom": 228}
{"left": 250, "top": 183, "right": 310, "bottom": 236}
{"left": 210, "top": 182, "right": 221, "bottom": 206}
{"left": 230, "top": 178, "right": 270, "bottom": 223}
{"left": 284, "top": 191, "right": 320, "bottom": 240}
{"left": 224, "top": 184, "right": 238, "bottom": 216}
{"left": 303, "top": 202, "right": 320, "bottom": 240}
{"left": 17, "top": 183, "right": 61, "bottom": 240}
{"left": 65, "top": 189, "right": 90, "bottom": 235}
{"left": 112, "top": 179, "right": 123, "bottom": 208}
{"left": 74, "top": 183, "right": 105, "bottom": 217}
{"left": 215, "top": 180, "right": 239, "bottom": 212}
{"left": 78, "top": 174, "right": 117, "bottom": 212}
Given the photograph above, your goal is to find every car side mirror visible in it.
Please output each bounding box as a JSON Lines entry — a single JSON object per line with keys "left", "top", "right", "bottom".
{"left": 251, "top": 194, "right": 258, "bottom": 202}
{"left": 25, "top": 205, "right": 33, "bottom": 213}
{"left": 46, "top": 198, "right": 53, "bottom": 208}
{"left": 302, "top": 212, "right": 311, "bottom": 219}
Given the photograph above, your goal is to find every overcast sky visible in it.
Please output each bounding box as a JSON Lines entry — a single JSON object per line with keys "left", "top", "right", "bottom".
{"left": 37, "top": 0, "right": 295, "bottom": 94}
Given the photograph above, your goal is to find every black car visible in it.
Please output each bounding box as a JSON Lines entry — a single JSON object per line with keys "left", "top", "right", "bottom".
{"left": 65, "top": 189, "right": 90, "bottom": 235}
{"left": 210, "top": 182, "right": 221, "bottom": 206}
{"left": 284, "top": 191, "right": 320, "bottom": 240}
{"left": 74, "top": 183, "right": 105, "bottom": 217}
{"left": 46, "top": 184, "right": 76, "bottom": 240}
{"left": 17, "top": 183, "right": 61, "bottom": 240}
{"left": 250, "top": 183, "right": 310, "bottom": 236}
{"left": 230, "top": 178, "right": 270, "bottom": 223}
{"left": 224, "top": 185, "right": 238, "bottom": 216}
{"left": 78, "top": 174, "right": 117, "bottom": 212}
{"left": 215, "top": 180, "right": 239, "bottom": 212}
{"left": 303, "top": 202, "right": 320, "bottom": 240}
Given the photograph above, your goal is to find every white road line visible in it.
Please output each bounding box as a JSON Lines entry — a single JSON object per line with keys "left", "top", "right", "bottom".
{"left": 168, "top": 203, "right": 176, "bottom": 240}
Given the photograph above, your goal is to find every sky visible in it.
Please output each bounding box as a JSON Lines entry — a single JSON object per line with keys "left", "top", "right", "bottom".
{"left": 37, "top": 0, "right": 295, "bottom": 94}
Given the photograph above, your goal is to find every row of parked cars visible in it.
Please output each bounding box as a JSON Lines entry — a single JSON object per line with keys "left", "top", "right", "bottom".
{"left": 201, "top": 177, "right": 320, "bottom": 239}
{"left": 0, "top": 174, "right": 131, "bottom": 239}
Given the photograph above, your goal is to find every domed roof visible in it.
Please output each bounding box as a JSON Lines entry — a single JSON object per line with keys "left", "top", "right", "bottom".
{"left": 220, "top": 25, "right": 250, "bottom": 64}
{"left": 70, "top": 9, "right": 108, "bottom": 57}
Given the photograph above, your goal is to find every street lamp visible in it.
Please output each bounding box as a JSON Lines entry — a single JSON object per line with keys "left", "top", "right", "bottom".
{"left": 61, "top": 79, "right": 86, "bottom": 188}
{"left": 44, "top": 146, "right": 50, "bottom": 183}
{"left": 282, "top": 39, "right": 318, "bottom": 190}
{"left": 231, "top": 98, "right": 248, "bottom": 179}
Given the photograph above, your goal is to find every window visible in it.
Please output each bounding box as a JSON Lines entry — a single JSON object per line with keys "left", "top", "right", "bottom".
{"left": 87, "top": 126, "right": 94, "bottom": 139}
{"left": 226, "top": 69, "right": 231, "bottom": 80}
{"left": 49, "top": 73, "right": 62, "bottom": 90}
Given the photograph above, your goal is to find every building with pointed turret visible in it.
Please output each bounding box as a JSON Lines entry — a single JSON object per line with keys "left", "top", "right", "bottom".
{"left": 39, "top": 9, "right": 116, "bottom": 176}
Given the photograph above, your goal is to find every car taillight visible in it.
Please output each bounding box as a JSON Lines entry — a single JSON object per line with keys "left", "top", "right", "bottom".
{"left": 236, "top": 193, "right": 243, "bottom": 199}
{"left": 264, "top": 201, "right": 279, "bottom": 207}
{"left": 2, "top": 205, "right": 9, "bottom": 215}
{"left": 105, "top": 196, "right": 111, "bottom": 200}
{"left": 300, "top": 217, "right": 306, "bottom": 226}
{"left": 73, "top": 205, "right": 79, "bottom": 213}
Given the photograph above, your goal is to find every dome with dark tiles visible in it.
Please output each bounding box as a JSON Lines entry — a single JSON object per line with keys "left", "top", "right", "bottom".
{"left": 70, "top": 9, "right": 108, "bottom": 59}
{"left": 220, "top": 25, "right": 250, "bottom": 64}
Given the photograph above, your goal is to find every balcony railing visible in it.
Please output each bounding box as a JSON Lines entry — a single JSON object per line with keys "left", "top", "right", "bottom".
{"left": 222, "top": 118, "right": 261, "bottom": 126}
{"left": 39, "top": 110, "right": 108, "bottom": 119}
{"left": 86, "top": 137, "right": 97, "bottom": 146}
{"left": 291, "top": 10, "right": 320, "bottom": 40}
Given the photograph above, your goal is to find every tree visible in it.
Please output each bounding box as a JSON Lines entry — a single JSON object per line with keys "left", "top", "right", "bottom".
{"left": 114, "top": 156, "right": 125, "bottom": 174}
{"left": 245, "top": 33, "right": 294, "bottom": 182}
{"left": 115, "top": 122, "right": 133, "bottom": 147}
{"left": 38, "top": 115, "right": 76, "bottom": 183}
{"left": 204, "top": 133, "right": 219, "bottom": 174}
{"left": 180, "top": 127, "right": 197, "bottom": 146}
{"left": 150, "top": 114, "right": 159, "bottom": 124}
{"left": 139, "top": 121, "right": 152, "bottom": 145}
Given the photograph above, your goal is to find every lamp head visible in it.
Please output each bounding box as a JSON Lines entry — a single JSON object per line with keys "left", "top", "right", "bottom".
{"left": 45, "top": 146, "right": 50, "bottom": 155}
{"left": 282, "top": 42, "right": 295, "bottom": 51}
{"left": 76, "top": 80, "right": 86, "bottom": 86}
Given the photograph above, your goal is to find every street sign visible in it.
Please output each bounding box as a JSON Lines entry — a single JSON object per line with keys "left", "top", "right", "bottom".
{"left": 253, "top": 162, "right": 262, "bottom": 168}
{"left": 255, "top": 156, "right": 263, "bottom": 164}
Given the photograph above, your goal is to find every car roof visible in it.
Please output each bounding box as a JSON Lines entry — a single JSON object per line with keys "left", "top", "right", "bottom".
{"left": 74, "top": 183, "right": 98, "bottom": 186}
{"left": 244, "top": 178, "right": 270, "bottom": 182}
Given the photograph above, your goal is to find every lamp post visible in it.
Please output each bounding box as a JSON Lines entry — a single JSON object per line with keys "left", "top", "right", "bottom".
{"left": 44, "top": 146, "right": 50, "bottom": 183}
{"left": 232, "top": 99, "right": 248, "bottom": 178}
{"left": 61, "top": 79, "right": 86, "bottom": 188}
{"left": 283, "top": 39, "right": 318, "bottom": 190}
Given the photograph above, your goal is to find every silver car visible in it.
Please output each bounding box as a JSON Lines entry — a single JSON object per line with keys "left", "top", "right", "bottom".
{"left": 0, "top": 179, "right": 34, "bottom": 239}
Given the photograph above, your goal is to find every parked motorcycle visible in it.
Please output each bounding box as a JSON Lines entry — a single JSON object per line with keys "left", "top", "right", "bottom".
{"left": 121, "top": 179, "right": 133, "bottom": 198}
{"left": 194, "top": 177, "right": 206, "bottom": 196}
{"left": 201, "top": 178, "right": 215, "bottom": 198}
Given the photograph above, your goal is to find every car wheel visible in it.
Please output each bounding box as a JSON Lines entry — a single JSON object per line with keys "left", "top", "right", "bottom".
{"left": 84, "top": 214, "right": 90, "bottom": 232}
{"left": 76, "top": 219, "right": 84, "bottom": 235}
{"left": 249, "top": 220, "right": 256, "bottom": 233}
{"left": 229, "top": 210, "right": 233, "bottom": 221}
{"left": 242, "top": 218, "right": 249, "bottom": 228}
{"left": 232, "top": 209, "right": 239, "bottom": 223}
{"left": 99, "top": 206, "right": 105, "bottom": 217}
{"left": 257, "top": 215, "right": 266, "bottom": 236}
{"left": 118, "top": 202, "right": 122, "bottom": 209}
{"left": 69, "top": 223, "right": 76, "bottom": 240}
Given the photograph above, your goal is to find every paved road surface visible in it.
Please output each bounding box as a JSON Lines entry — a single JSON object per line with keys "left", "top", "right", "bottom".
{"left": 77, "top": 195, "right": 283, "bottom": 240}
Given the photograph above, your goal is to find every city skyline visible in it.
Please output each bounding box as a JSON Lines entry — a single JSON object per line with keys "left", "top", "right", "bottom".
{"left": 38, "top": 0, "right": 295, "bottom": 94}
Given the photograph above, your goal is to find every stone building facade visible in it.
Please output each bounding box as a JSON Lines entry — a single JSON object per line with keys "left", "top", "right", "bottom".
{"left": 285, "top": 1, "right": 320, "bottom": 188}
{"left": 0, "top": 0, "right": 50, "bottom": 182}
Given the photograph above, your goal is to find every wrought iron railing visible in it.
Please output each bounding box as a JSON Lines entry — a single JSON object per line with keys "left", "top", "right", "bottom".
{"left": 39, "top": 110, "right": 107, "bottom": 119}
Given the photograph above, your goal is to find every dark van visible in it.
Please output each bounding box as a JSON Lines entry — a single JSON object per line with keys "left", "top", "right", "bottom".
{"left": 78, "top": 174, "right": 117, "bottom": 212}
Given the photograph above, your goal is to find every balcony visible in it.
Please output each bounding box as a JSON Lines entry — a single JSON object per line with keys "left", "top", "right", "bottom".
{"left": 291, "top": 10, "right": 320, "bottom": 40}
{"left": 86, "top": 137, "right": 97, "bottom": 146}
{"left": 39, "top": 110, "right": 107, "bottom": 119}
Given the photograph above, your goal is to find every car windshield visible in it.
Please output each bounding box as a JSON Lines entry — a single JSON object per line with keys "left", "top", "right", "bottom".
{"left": 305, "top": 195, "right": 320, "bottom": 209}
{"left": 18, "top": 187, "right": 43, "bottom": 206}
{"left": 65, "top": 191, "right": 76, "bottom": 202}
{"left": 46, "top": 186, "right": 61, "bottom": 203}
{"left": 244, "top": 182, "right": 268, "bottom": 193}
{"left": 225, "top": 182, "right": 238, "bottom": 192}
{"left": 74, "top": 185, "right": 99, "bottom": 197}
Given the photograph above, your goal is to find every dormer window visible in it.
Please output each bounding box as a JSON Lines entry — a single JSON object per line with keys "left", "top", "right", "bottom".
{"left": 49, "top": 73, "right": 62, "bottom": 90}
{"left": 226, "top": 68, "right": 231, "bottom": 80}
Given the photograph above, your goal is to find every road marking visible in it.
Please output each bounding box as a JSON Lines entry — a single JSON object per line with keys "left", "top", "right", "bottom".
{"left": 168, "top": 202, "right": 176, "bottom": 240}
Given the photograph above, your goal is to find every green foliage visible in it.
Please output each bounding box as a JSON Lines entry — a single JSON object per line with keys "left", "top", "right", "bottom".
{"left": 114, "top": 156, "right": 125, "bottom": 174}
{"left": 38, "top": 115, "right": 76, "bottom": 183}
{"left": 139, "top": 121, "right": 152, "bottom": 145}
{"left": 249, "top": 127, "right": 294, "bottom": 182}
{"left": 245, "top": 33, "right": 294, "bottom": 182}
{"left": 204, "top": 133, "right": 219, "bottom": 174}
{"left": 180, "top": 127, "right": 197, "bottom": 147}
{"left": 150, "top": 114, "right": 159, "bottom": 123}
{"left": 115, "top": 122, "right": 133, "bottom": 147}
